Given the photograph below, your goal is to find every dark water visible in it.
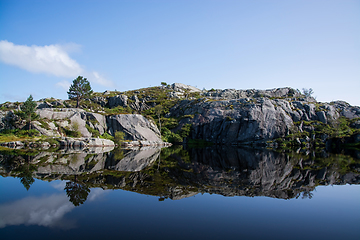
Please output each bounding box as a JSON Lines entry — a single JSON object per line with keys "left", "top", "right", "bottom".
{"left": 0, "top": 146, "right": 359, "bottom": 240}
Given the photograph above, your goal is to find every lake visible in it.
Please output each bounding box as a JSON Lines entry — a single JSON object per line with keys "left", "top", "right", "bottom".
{"left": 0, "top": 146, "right": 359, "bottom": 240}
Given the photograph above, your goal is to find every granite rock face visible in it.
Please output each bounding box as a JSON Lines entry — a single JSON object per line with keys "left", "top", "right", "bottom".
{"left": 1, "top": 85, "right": 359, "bottom": 145}
{"left": 169, "top": 83, "right": 201, "bottom": 93}
{"left": 36, "top": 108, "right": 107, "bottom": 137}
{"left": 0, "top": 108, "right": 164, "bottom": 144}
{"left": 169, "top": 91, "right": 359, "bottom": 143}
{"left": 108, "top": 94, "right": 128, "bottom": 108}
{"left": 0, "top": 110, "right": 25, "bottom": 131}
{"left": 107, "top": 114, "right": 162, "bottom": 142}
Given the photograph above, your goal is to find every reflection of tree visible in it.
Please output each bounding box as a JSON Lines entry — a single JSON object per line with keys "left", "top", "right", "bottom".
{"left": 15, "top": 156, "right": 37, "bottom": 191}
{"left": 64, "top": 180, "right": 90, "bottom": 206}
{"left": 301, "top": 190, "right": 313, "bottom": 199}
{"left": 113, "top": 147, "right": 125, "bottom": 161}
{"left": 19, "top": 173, "right": 35, "bottom": 191}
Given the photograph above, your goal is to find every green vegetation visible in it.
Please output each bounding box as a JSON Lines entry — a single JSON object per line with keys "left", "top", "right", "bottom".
{"left": 100, "top": 132, "right": 114, "bottom": 141}
{"left": 62, "top": 122, "right": 82, "bottom": 138}
{"left": 0, "top": 129, "right": 41, "bottom": 143}
{"left": 104, "top": 106, "right": 133, "bottom": 115}
{"left": 14, "top": 95, "right": 38, "bottom": 130}
{"left": 178, "top": 124, "right": 192, "bottom": 138}
{"left": 274, "top": 117, "right": 360, "bottom": 150}
{"left": 161, "top": 127, "right": 183, "bottom": 143}
{"left": 67, "top": 76, "right": 93, "bottom": 108}
{"left": 114, "top": 131, "right": 126, "bottom": 144}
{"left": 38, "top": 119, "right": 50, "bottom": 129}
{"left": 85, "top": 124, "right": 100, "bottom": 137}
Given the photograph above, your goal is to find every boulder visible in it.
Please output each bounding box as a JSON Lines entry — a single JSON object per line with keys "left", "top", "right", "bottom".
{"left": 108, "top": 94, "right": 128, "bottom": 108}
{"left": 36, "top": 108, "right": 107, "bottom": 138}
{"left": 107, "top": 114, "right": 162, "bottom": 143}
{"left": 59, "top": 137, "right": 115, "bottom": 148}
{"left": 91, "top": 96, "right": 108, "bottom": 107}
{"left": 170, "top": 83, "right": 201, "bottom": 93}
{"left": 0, "top": 110, "right": 25, "bottom": 131}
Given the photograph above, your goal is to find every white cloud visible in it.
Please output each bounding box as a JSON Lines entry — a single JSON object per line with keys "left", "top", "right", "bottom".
{"left": 0, "top": 40, "right": 83, "bottom": 78}
{"left": 91, "top": 71, "right": 115, "bottom": 88}
{"left": 55, "top": 80, "right": 71, "bottom": 90}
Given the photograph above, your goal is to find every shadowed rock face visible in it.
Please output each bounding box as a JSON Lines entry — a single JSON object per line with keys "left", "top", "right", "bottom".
{"left": 1, "top": 147, "right": 359, "bottom": 201}
{"left": 169, "top": 98, "right": 360, "bottom": 143}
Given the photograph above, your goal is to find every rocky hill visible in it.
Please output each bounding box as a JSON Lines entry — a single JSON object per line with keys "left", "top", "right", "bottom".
{"left": 1, "top": 83, "right": 359, "bottom": 149}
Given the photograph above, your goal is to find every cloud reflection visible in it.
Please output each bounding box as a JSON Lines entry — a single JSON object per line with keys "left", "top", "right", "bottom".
{"left": 0, "top": 194, "right": 75, "bottom": 229}
{"left": 0, "top": 185, "right": 109, "bottom": 229}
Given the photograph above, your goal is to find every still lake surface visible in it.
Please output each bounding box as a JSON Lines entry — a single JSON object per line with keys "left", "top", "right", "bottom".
{"left": 0, "top": 146, "right": 359, "bottom": 240}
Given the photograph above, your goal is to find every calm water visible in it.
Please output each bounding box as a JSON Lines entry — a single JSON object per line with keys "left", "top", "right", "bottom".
{"left": 0, "top": 146, "right": 359, "bottom": 240}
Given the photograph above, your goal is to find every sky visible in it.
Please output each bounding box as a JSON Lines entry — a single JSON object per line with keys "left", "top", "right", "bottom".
{"left": 0, "top": 0, "right": 359, "bottom": 106}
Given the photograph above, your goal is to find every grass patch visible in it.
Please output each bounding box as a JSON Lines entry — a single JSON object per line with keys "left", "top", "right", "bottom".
{"left": 0, "top": 129, "right": 41, "bottom": 143}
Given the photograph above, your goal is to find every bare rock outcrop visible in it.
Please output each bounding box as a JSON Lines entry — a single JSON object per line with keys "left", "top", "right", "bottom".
{"left": 169, "top": 92, "right": 360, "bottom": 144}
{"left": 36, "top": 108, "right": 107, "bottom": 137}
{"left": 107, "top": 114, "right": 162, "bottom": 142}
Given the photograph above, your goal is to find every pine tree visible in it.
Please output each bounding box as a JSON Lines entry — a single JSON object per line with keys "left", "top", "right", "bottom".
{"left": 67, "top": 76, "right": 93, "bottom": 108}
{"left": 21, "top": 95, "right": 37, "bottom": 130}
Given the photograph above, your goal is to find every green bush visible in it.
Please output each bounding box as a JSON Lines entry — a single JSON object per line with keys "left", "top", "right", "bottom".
{"left": 64, "top": 128, "right": 82, "bottom": 138}
{"left": 85, "top": 124, "right": 100, "bottom": 137}
{"left": 178, "top": 124, "right": 192, "bottom": 138}
{"left": 0, "top": 129, "right": 40, "bottom": 137}
{"left": 161, "top": 127, "right": 183, "bottom": 143}
{"left": 38, "top": 119, "right": 50, "bottom": 129}
{"left": 114, "top": 131, "right": 126, "bottom": 144}
{"left": 100, "top": 132, "right": 114, "bottom": 141}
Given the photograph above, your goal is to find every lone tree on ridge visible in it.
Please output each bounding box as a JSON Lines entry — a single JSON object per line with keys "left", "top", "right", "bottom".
{"left": 19, "top": 95, "right": 37, "bottom": 130}
{"left": 67, "top": 76, "right": 93, "bottom": 108}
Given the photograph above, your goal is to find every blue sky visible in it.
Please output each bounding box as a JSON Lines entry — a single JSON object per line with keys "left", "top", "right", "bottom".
{"left": 0, "top": 0, "right": 359, "bottom": 106}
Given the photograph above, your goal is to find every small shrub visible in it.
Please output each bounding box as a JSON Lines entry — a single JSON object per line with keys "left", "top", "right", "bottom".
{"left": 85, "top": 124, "right": 100, "bottom": 137}
{"left": 161, "top": 127, "right": 183, "bottom": 143}
{"left": 38, "top": 119, "right": 50, "bottom": 129}
{"left": 114, "top": 131, "right": 126, "bottom": 144}
{"left": 178, "top": 124, "right": 192, "bottom": 138}
{"left": 100, "top": 132, "right": 114, "bottom": 141}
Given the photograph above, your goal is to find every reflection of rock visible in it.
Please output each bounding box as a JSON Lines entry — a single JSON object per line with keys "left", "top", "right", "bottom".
{"left": 0, "top": 147, "right": 161, "bottom": 177}
{"left": 1, "top": 147, "right": 359, "bottom": 201}
{"left": 113, "top": 147, "right": 161, "bottom": 172}
{"left": 91, "top": 147, "right": 360, "bottom": 200}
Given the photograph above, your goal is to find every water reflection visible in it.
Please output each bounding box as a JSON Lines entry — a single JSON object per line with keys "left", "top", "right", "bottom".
{"left": 0, "top": 192, "right": 75, "bottom": 229}
{"left": 1, "top": 145, "right": 359, "bottom": 205}
{"left": 64, "top": 180, "right": 90, "bottom": 206}
{"left": 0, "top": 181, "right": 108, "bottom": 229}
